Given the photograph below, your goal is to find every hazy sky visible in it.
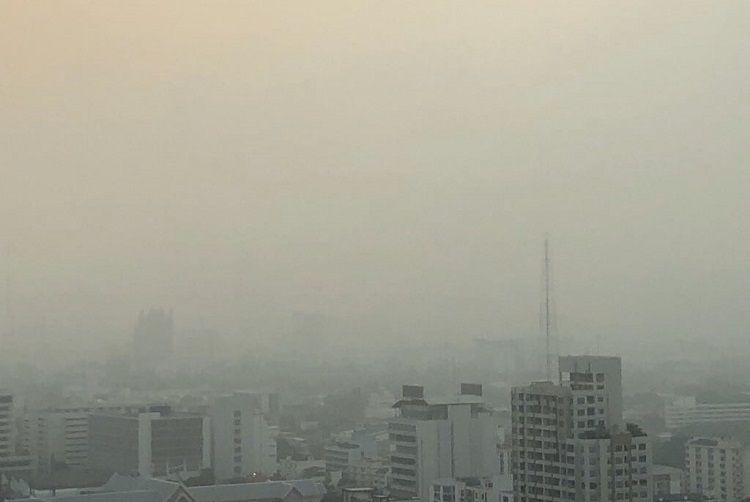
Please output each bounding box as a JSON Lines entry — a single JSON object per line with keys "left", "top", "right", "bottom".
{"left": 2, "top": 2, "right": 749, "bottom": 358}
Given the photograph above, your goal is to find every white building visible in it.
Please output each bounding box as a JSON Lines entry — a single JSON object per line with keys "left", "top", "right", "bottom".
{"left": 653, "top": 464, "right": 684, "bottom": 496}
{"left": 512, "top": 355, "right": 652, "bottom": 502}
{"left": 684, "top": 437, "right": 750, "bottom": 502}
{"left": 88, "top": 406, "right": 211, "bottom": 478}
{"left": 209, "top": 393, "right": 277, "bottom": 480}
{"left": 0, "top": 390, "right": 34, "bottom": 479}
{"left": 665, "top": 398, "right": 750, "bottom": 430}
{"left": 558, "top": 355, "right": 623, "bottom": 434}
{"left": 389, "top": 384, "right": 497, "bottom": 502}
{"left": 568, "top": 429, "right": 652, "bottom": 502}
{"left": 325, "top": 428, "right": 379, "bottom": 484}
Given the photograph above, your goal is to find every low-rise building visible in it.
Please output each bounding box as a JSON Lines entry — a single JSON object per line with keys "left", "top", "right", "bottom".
{"left": 325, "top": 429, "right": 379, "bottom": 484}
{"left": 23, "top": 403, "right": 143, "bottom": 473}
{"left": 25, "top": 473, "right": 326, "bottom": 502}
{"left": 88, "top": 406, "right": 210, "bottom": 478}
{"left": 431, "top": 476, "right": 513, "bottom": 502}
{"left": 653, "top": 464, "right": 685, "bottom": 496}
{"left": 666, "top": 398, "right": 750, "bottom": 430}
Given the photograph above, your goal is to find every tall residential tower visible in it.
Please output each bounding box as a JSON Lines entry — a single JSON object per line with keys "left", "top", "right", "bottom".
{"left": 512, "top": 356, "right": 652, "bottom": 502}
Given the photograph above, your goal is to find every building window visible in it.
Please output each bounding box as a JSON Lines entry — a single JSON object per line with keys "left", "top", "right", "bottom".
{"left": 234, "top": 410, "right": 241, "bottom": 418}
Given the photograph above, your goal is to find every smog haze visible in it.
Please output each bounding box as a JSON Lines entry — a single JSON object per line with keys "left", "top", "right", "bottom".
{"left": 2, "top": 1, "right": 749, "bottom": 363}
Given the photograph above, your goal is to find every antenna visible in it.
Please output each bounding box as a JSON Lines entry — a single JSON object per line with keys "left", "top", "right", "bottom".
{"left": 544, "top": 235, "right": 551, "bottom": 381}
{"left": 452, "top": 357, "right": 458, "bottom": 400}
{"left": 4, "top": 243, "right": 12, "bottom": 343}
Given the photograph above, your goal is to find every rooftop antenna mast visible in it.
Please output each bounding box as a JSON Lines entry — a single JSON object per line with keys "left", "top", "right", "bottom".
{"left": 544, "top": 235, "right": 552, "bottom": 381}
{"left": 4, "top": 243, "right": 12, "bottom": 343}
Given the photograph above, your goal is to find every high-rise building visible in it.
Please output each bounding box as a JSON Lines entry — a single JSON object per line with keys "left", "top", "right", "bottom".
{"left": 512, "top": 356, "right": 652, "bottom": 502}
{"left": 388, "top": 384, "right": 496, "bottom": 502}
{"left": 132, "top": 308, "right": 174, "bottom": 373}
{"left": 88, "top": 406, "right": 210, "bottom": 478}
{"left": 684, "top": 437, "right": 750, "bottom": 502}
{"left": 209, "top": 393, "right": 277, "bottom": 481}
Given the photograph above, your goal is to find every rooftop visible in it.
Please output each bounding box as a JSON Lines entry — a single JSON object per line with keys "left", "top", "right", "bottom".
{"left": 686, "top": 437, "right": 741, "bottom": 448}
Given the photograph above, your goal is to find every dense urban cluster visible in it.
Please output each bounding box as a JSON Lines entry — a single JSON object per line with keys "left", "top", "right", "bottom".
{"left": 0, "top": 311, "right": 747, "bottom": 502}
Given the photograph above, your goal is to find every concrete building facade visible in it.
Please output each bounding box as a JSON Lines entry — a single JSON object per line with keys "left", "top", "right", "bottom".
{"left": 684, "top": 437, "right": 750, "bottom": 502}
{"left": 209, "top": 393, "right": 277, "bottom": 481}
{"left": 0, "top": 390, "right": 33, "bottom": 480}
{"left": 653, "top": 464, "right": 685, "bottom": 496}
{"left": 388, "top": 384, "right": 496, "bottom": 502}
{"left": 512, "top": 356, "right": 652, "bottom": 502}
{"left": 665, "top": 400, "right": 750, "bottom": 430}
{"left": 88, "top": 407, "right": 210, "bottom": 478}
{"left": 23, "top": 403, "right": 142, "bottom": 473}
{"left": 431, "top": 476, "right": 513, "bottom": 502}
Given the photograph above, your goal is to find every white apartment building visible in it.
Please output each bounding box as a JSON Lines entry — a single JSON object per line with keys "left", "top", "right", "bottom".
{"left": 512, "top": 356, "right": 652, "bottom": 502}
{"left": 389, "top": 384, "right": 497, "bottom": 502}
{"left": 558, "top": 355, "right": 623, "bottom": 435}
{"left": 665, "top": 398, "right": 750, "bottom": 430}
{"left": 24, "top": 403, "right": 142, "bottom": 473}
{"left": 567, "top": 429, "right": 651, "bottom": 502}
{"left": 684, "top": 437, "right": 750, "bottom": 502}
{"left": 0, "top": 390, "right": 34, "bottom": 479}
{"left": 209, "top": 393, "right": 277, "bottom": 481}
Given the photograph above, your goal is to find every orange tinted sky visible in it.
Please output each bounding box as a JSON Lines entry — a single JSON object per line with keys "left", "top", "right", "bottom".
{"left": 1, "top": 2, "right": 749, "bottom": 359}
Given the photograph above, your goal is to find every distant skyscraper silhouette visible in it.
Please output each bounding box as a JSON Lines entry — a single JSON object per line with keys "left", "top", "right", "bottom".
{"left": 132, "top": 307, "right": 174, "bottom": 373}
